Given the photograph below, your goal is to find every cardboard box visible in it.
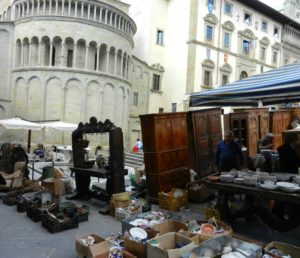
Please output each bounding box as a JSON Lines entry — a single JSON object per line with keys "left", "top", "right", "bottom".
{"left": 150, "top": 220, "right": 188, "bottom": 235}
{"left": 95, "top": 250, "right": 136, "bottom": 258}
{"left": 124, "top": 229, "right": 158, "bottom": 258}
{"left": 147, "top": 232, "right": 195, "bottom": 258}
{"left": 177, "top": 231, "right": 200, "bottom": 244}
{"left": 42, "top": 177, "right": 65, "bottom": 196}
{"left": 76, "top": 233, "right": 109, "bottom": 258}
{"left": 110, "top": 199, "right": 131, "bottom": 217}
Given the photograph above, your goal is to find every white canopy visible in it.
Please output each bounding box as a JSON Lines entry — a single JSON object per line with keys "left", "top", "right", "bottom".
{"left": 42, "top": 121, "right": 77, "bottom": 131}
{"left": 0, "top": 117, "right": 44, "bottom": 130}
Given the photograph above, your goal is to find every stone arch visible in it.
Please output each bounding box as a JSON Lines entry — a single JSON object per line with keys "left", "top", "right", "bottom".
{"left": 64, "top": 79, "right": 83, "bottom": 123}
{"left": 88, "top": 41, "right": 97, "bottom": 70}
{"left": 238, "top": 29, "right": 255, "bottom": 40}
{"left": 240, "top": 71, "right": 248, "bottom": 79}
{"left": 203, "top": 13, "right": 218, "bottom": 25}
{"left": 220, "top": 63, "right": 232, "bottom": 73}
{"left": 27, "top": 77, "right": 43, "bottom": 122}
{"left": 222, "top": 21, "right": 235, "bottom": 31}
{"left": 272, "top": 42, "right": 281, "bottom": 51}
{"left": 260, "top": 36, "right": 270, "bottom": 46}
{"left": 115, "top": 86, "right": 125, "bottom": 126}
{"left": 52, "top": 36, "right": 62, "bottom": 67}
{"left": 202, "top": 59, "right": 215, "bottom": 69}
{"left": 41, "top": 36, "right": 50, "bottom": 66}
{"left": 86, "top": 80, "right": 101, "bottom": 121}
{"left": 30, "top": 36, "right": 39, "bottom": 66}
{"left": 98, "top": 43, "right": 107, "bottom": 72}
{"left": 109, "top": 46, "right": 116, "bottom": 74}
{"left": 23, "top": 38, "right": 30, "bottom": 66}
{"left": 65, "top": 37, "right": 74, "bottom": 67}
{"left": 102, "top": 83, "right": 115, "bottom": 121}
{"left": 76, "top": 39, "right": 86, "bottom": 69}
{"left": 45, "top": 77, "right": 63, "bottom": 120}
{"left": 14, "top": 78, "right": 27, "bottom": 118}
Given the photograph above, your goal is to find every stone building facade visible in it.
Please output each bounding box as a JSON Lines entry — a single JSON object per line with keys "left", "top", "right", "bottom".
{"left": 0, "top": 0, "right": 141, "bottom": 147}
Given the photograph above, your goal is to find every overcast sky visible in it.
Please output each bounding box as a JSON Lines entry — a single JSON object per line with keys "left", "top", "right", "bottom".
{"left": 259, "top": 0, "right": 284, "bottom": 11}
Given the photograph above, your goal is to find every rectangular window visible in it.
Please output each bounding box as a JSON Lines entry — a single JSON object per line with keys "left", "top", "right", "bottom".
{"left": 224, "top": 2, "right": 232, "bottom": 15}
{"left": 272, "top": 51, "right": 278, "bottom": 64}
{"left": 159, "top": 108, "right": 164, "bottom": 113}
{"left": 172, "top": 103, "right": 177, "bottom": 112}
{"left": 206, "top": 25, "right": 213, "bottom": 42}
{"left": 242, "top": 40, "right": 250, "bottom": 55}
{"left": 260, "top": 47, "right": 266, "bottom": 61}
{"left": 261, "top": 21, "right": 268, "bottom": 32}
{"left": 67, "top": 50, "right": 73, "bottom": 67}
{"left": 274, "top": 27, "right": 279, "bottom": 39}
{"left": 204, "top": 70, "right": 212, "bottom": 86}
{"left": 156, "top": 30, "right": 164, "bottom": 45}
{"left": 133, "top": 92, "right": 138, "bottom": 106}
{"left": 224, "top": 32, "right": 230, "bottom": 48}
{"left": 244, "top": 12, "right": 251, "bottom": 25}
{"left": 222, "top": 75, "right": 229, "bottom": 85}
{"left": 152, "top": 74, "right": 160, "bottom": 91}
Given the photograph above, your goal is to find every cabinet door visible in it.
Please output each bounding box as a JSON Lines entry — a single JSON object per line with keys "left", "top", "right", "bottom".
{"left": 207, "top": 111, "right": 222, "bottom": 168}
{"left": 272, "top": 113, "right": 284, "bottom": 150}
{"left": 248, "top": 114, "right": 259, "bottom": 157}
{"left": 259, "top": 113, "right": 269, "bottom": 138}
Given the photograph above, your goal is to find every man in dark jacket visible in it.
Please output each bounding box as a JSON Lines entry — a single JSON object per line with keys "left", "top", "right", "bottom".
{"left": 216, "top": 130, "right": 244, "bottom": 171}
{"left": 277, "top": 133, "right": 300, "bottom": 173}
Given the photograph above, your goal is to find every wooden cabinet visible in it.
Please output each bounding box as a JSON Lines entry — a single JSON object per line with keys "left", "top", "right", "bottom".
{"left": 187, "top": 109, "right": 222, "bottom": 178}
{"left": 140, "top": 112, "right": 190, "bottom": 201}
{"left": 270, "top": 111, "right": 291, "bottom": 150}
{"left": 229, "top": 108, "right": 269, "bottom": 157}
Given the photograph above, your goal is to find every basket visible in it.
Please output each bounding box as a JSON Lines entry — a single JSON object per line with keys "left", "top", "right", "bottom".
{"left": 112, "top": 192, "right": 130, "bottom": 202}
{"left": 204, "top": 207, "right": 221, "bottom": 221}
{"left": 186, "top": 181, "right": 215, "bottom": 203}
{"left": 115, "top": 204, "right": 142, "bottom": 221}
{"left": 158, "top": 188, "right": 188, "bottom": 211}
{"left": 41, "top": 210, "right": 78, "bottom": 233}
{"left": 2, "top": 195, "right": 18, "bottom": 206}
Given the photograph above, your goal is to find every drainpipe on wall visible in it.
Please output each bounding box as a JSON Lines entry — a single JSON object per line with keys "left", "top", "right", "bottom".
{"left": 216, "top": 0, "right": 223, "bottom": 86}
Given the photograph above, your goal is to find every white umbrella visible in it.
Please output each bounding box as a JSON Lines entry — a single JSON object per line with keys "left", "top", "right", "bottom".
{"left": 0, "top": 117, "right": 44, "bottom": 152}
{"left": 0, "top": 117, "right": 44, "bottom": 130}
{"left": 42, "top": 121, "right": 77, "bottom": 131}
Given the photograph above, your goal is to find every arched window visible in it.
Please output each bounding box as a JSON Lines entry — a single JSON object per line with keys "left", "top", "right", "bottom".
{"left": 240, "top": 71, "right": 248, "bottom": 80}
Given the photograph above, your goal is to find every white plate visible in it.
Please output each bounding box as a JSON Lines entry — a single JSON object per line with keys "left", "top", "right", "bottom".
{"left": 259, "top": 183, "right": 278, "bottom": 191}
{"left": 129, "top": 227, "right": 147, "bottom": 239}
{"left": 276, "top": 182, "right": 300, "bottom": 192}
{"left": 129, "top": 219, "right": 149, "bottom": 227}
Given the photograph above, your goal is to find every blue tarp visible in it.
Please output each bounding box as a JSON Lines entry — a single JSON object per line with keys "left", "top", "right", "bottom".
{"left": 189, "top": 62, "right": 300, "bottom": 107}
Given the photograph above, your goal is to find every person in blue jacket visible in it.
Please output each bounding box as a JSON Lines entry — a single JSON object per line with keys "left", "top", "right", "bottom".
{"left": 216, "top": 130, "right": 244, "bottom": 171}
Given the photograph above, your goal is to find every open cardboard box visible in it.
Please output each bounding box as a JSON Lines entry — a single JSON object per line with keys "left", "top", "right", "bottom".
{"left": 76, "top": 233, "right": 109, "bottom": 258}
{"left": 95, "top": 250, "right": 136, "bottom": 258}
{"left": 147, "top": 232, "right": 195, "bottom": 258}
{"left": 150, "top": 220, "right": 188, "bottom": 235}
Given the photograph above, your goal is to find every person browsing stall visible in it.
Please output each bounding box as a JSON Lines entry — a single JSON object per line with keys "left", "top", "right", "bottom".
{"left": 216, "top": 130, "right": 244, "bottom": 172}
{"left": 277, "top": 133, "right": 300, "bottom": 174}
{"left": 257, "top": 133, "right": 274, "bottom": 153}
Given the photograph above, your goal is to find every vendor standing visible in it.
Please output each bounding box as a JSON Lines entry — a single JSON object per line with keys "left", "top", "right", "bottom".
{"left": 277, "top": 133, "right": 300, "bottom": 173}
{"left": 257, "top": 133, "right": 274, "bottom": 153}
{"left": 216, "top": 130, "right": 244, "bottom": 171}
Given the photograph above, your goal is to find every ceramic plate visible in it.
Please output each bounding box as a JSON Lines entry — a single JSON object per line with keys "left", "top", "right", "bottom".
{"left": 129, "top": 227, "right": 147, "bottom": 239}
{"left": 259, "top": 183, "right": 278, "bottom": 191}
{"left": 129, "top": 219, "right": 149, "bottom": 227}
{"left": 276, "top": 182, "right": 300, "bottom": 192}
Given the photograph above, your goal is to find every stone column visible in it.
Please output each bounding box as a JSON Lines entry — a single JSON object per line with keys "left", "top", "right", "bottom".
{"left": 62, "top": 0, "right": 65, "bottom": 15}
{"left": 96, "top": 47, "right": 100, "bottom": 71}
{"left": 93, "top": 5, "right": 96, "bottom": 20}
{"left": 105, "top": 9, "right": 108, "bottom": 24}
{"left": 32, "top": 0, "right": 34, "bottom": 16}
{"left": 20, "top": 43, "right": 24, "bottom": 66}
{"left": 28, "top": 43, "right": 32, "bottom": 65}
{"left": 74, "top": 1, "right": 77, "bottom": 16}
{"left": 73, "top": 43, "right": 77, "bottom": 68}
{"left": 87, "top": 4, "right": 90, "bottom": 19}
{"left": 27, "top": 1, "right": 30, "bottom": 16}
{"left": 61, "top": 43, "right": 65, "bottom": 67}
{"left": 18, "top": 5, "right": 21, "bottom": 18}
{"left": 114, "top": 51, "right": 117, "bottom": 74}
{"left": 85, "top": 45, "right": 89, "bottom": 69}
{"left": 110, "top": 11, "right": 112, "bottom": 25}
{"left": 38, "top": 40, "right": 42, "bottom": 65}
{"left": 43, "top": 0, "right": 46, "bottom": 14}
{"left": 55, "top": 0, "right": 58, "bottom": 14}
{"left": 120, "top": 56, "right": 123, "bottom": 77}
{"left": 106, "top": 50, "right": 109, "bottom": 72}
{"left": 37, "top": 0, "right": 40, "bottom": 15}
{"left": 118, "top": 16, "right": 121, "bottom": 29}
{"left": 99, "top": 7, "right": 102, "bottom": 22}
{"left": 49, "top": 0, "right": 52, "bottom": 14}
{"left": 124, "top": 57, "right": 127, "bottom": 78}
{"left": 68, "top": 0, "right": 71, "bottom": 16}
{"left": 81, "top": 2, "right": 84, "bottom": 18}
{"left": 49, "top": 41, "right": 53, "bottom": 66}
